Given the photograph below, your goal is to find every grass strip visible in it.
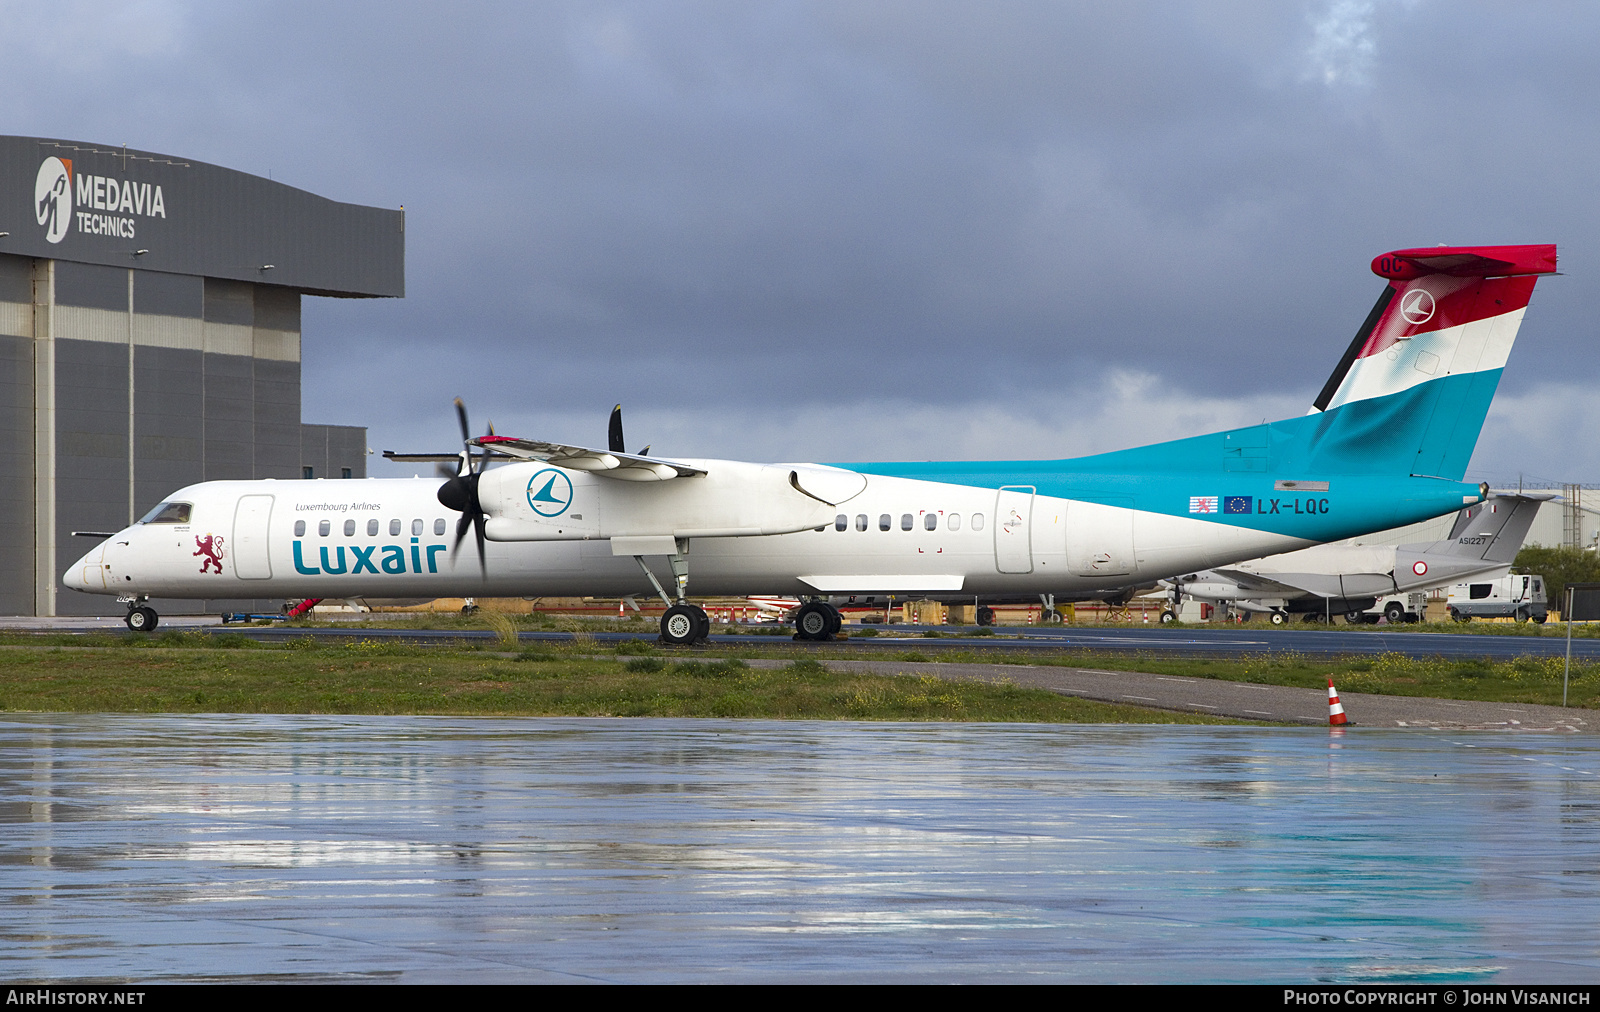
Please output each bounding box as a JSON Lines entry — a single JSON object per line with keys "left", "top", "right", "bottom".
{"left": 0, "top": 637, "right": 1242, "bottom": 723}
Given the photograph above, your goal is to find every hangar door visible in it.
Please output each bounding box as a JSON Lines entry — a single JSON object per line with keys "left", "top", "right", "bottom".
{"left": 233, "top": 494, "right": 275, "bottom": 580}
{"left": 994, "top": 486, "right": 1034, "bottom": 574}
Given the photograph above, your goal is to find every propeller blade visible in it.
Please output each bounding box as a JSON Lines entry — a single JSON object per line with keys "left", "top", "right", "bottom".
{"left": 608, "top": 404, "right": 625, "bottom": 454}
{"left": 436, "top": 400, "right": 489, "bottom": 577}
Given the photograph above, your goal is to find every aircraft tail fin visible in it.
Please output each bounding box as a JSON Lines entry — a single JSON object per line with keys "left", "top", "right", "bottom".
{"left": 1409, "top": 493, "right": 1548, "bottom": 566}
{"left": 1297, "top": 245, "right": 1557, "bottom": 479}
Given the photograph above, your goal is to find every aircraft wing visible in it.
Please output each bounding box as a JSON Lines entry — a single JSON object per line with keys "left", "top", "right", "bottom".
{"left": 470, "top": 436, "right": 707, "bottom": 482}
{"left": 1206, "top": 569, "right": 1311, "bottom": 597}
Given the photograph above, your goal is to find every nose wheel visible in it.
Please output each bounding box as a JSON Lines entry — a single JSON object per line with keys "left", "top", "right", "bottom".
{"left": 125, "top": 605, "right": 159, "bottom": 632}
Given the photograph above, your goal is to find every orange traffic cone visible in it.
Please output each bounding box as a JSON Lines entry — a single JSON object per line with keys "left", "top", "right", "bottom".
{"left": 1327, "top": 677, "right": 1348, "bottom": 726}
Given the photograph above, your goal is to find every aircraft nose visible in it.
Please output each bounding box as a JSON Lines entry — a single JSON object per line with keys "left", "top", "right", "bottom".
{"left": 63, "top": 540, "right": 107, "bottom": 593}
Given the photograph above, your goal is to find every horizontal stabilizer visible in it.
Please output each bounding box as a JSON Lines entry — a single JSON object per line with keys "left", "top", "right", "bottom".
{"left": 1372, "top": 244, "right": 1558, "bottom": 280}
{"left": 1430, "top": 493, "right": 1546, "bottom": 563}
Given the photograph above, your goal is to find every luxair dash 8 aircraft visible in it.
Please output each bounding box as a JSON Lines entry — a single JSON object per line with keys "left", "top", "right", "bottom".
{"left": 66, "top": 244, "right": 1557, "bottom": 642}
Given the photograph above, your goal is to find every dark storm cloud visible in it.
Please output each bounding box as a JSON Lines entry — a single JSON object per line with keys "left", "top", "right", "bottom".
{"left": 2, "top": 1, "right": 1596, "bottom": 472}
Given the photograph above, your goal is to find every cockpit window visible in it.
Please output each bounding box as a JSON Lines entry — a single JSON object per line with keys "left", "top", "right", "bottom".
{"left": 139, "top": 502, "right": 192, "bottom": 524}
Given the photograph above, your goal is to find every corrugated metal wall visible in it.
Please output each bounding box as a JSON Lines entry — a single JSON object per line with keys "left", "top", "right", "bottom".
{"left": 0, "top": 252, "right": 368, "bottom": 616}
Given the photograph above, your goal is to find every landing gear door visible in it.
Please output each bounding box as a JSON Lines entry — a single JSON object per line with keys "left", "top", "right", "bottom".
{"left": 233, "top": 494, "right": 274, "bottom": 580}
{"left": 995, "top": 486, "right": 1034, "bottom": 574}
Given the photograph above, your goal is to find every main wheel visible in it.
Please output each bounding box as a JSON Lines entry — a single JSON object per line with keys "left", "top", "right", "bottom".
{"left": 661, "top": 604, "right": 700, "bottom": 645}
{"left": 1383, "top": 602, "right": 1405, "bottom": 625}
{"left": 125, "top": 607, "right": 158, "bottom": 632}
{"left": 976, "top": 606, "right": 995, "bottom": 627}
{"left": 1270, "top": 610, "right": 1287, "bottom": 625}
{"left": 794, "top": 602, "right": 834, "bottom": 641}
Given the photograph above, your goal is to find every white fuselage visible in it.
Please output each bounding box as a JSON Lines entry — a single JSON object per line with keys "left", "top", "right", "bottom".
{"left": 64, "top": 464, "right": 1312, "bottom": 602}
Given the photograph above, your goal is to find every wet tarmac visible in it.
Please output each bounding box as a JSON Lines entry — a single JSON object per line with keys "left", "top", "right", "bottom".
{"left": 3, "top": 717, "right": 1599, "bottom": 983}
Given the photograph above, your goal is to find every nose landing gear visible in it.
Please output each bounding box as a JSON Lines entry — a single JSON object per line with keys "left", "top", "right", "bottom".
{"left": 120, "top": 595, "right": 158, "bottom": 632}
{"left": 634, "top": 540, "right": 712, "bottom": 646}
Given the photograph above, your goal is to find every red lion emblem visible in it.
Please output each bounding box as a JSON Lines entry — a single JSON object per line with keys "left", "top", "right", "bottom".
{"left": 194, "top": 534, "right": 226, "bottom": 574}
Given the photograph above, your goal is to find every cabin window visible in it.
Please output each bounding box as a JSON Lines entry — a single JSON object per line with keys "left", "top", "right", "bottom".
{"left": 1469, "top": 584, "right": 1492, "bottom": 600}
{"left": 855, "top": 514, "right": 867, "bottom": 532}
{"left": 836, "top": 514, "right": 848, "bottom": 531}
{"left": 901, "top": 514, "right": 913, "bottom": 531}
{"left": 971, "top": 513, "right": 985, "bottom": 531}
{"left": 412, "top": 519, "right": 424, "bottom": 536}
{"left": 948, "top": 514, "right": 961, "bottom": 531}
{"left": 318, "top": 520, "right": 330, "bottom": 537}
{"left": 140, "top": 502, "right": 192, "bottom": 524}
{"left": 341, "top": 519, "right": 353, "bottom": 536}
{"left": 294, "top": 520, "right": 305, "bottom": 537}
{"left": 389, "top": 519, "right": 402, "bottom": 536}
{"left": 924, "top": 513, "right": 937, "bottom": 531}
{"left": 879, "top": 514, "right": 891, "bottom": 531}
{"left": 367, "top": 519, "right": 379, "bottom": 536}
{"left": 434, "top": 518, "right": 447, "bottom": 536}
{"left": 303, "top": 466, "right": 314, "bottom": 479}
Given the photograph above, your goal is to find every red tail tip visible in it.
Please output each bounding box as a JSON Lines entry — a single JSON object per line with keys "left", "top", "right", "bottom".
{"left": 1372, "top": 244, "right": 1557, "bottom": 281}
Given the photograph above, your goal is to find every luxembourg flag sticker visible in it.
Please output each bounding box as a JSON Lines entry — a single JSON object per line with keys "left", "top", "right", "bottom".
{"left": 1189, "top": 495, "right": 1219, "bottom": 514}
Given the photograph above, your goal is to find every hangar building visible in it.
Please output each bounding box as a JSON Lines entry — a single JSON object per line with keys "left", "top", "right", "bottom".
{"left": 0, "top": 136, "right": 404, "bottom": 616}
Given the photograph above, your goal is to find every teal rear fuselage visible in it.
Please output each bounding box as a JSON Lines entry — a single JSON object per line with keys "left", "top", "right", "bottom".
{"left": 842, "top": 369, "right": 1494, "bottom": 540}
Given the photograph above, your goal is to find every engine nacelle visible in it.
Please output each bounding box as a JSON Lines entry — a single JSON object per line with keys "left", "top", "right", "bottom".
{"left": 477, "top": 459, "right": 865, "bottom": 542}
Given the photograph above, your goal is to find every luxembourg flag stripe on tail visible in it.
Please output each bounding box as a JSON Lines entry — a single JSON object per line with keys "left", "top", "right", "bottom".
{"left": 1317, "top": 245, "right": 1556, "bottom": 416}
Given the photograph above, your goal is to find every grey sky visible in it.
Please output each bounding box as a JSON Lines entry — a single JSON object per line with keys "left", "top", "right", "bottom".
{"left": 3, "top": 2, "right": 1595, "bottom": 485}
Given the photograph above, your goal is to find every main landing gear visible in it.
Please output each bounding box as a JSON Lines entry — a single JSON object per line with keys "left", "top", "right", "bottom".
{"left": 793, "top": 601, "right": 842, "bottom": 641}
{"left": 661, "top": 603, "right": 712, "bottom": 645}
{"left": 120, "top": 595, "right": 158, "bottom": 632}
{"left": 634, "top": 539, "right": 711, "bottom": 646}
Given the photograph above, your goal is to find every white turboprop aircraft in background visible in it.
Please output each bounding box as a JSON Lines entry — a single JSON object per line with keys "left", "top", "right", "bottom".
{"left": 1155, "top": 492, "right": 1547, "bottom": 624}
{"left": 64, "top": 244, "right": 1557, "bottom": 642}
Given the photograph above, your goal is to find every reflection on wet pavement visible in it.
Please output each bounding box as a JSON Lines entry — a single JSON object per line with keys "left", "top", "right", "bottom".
{"left": 2, "top": 717, "right": 1598, "bottom": 983}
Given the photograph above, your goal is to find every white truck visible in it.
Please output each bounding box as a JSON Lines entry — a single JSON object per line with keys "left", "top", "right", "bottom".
{"left": 1351, "top": 590, "right": 1428, "bottom": 625}
{"left": 1447, "top": 573, "right": 1548, "bottom": 623}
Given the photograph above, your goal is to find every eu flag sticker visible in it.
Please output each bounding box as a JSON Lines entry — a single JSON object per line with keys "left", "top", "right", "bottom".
{"left": 1223, "top": 495, "right": 1253, "bottom": 514}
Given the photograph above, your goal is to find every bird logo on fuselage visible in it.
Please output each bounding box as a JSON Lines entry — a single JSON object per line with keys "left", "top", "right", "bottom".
{"left": 526, "top": 468, "right": 575, "bottom": 517}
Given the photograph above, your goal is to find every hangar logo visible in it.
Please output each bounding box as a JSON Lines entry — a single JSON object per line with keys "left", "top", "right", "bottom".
{"left": 32, "top": 155, "right": 168, "bottom": 243}
{"left": 34, "top": 157, "right": 73, "bottom": 243}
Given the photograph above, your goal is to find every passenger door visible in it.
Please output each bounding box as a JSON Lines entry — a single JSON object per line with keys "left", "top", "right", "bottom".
{"left": 233, "top": 494, "right": 275, "bottom": 580}
{"left": 995, "top": 486, "right": 1034, "bottom": 574}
